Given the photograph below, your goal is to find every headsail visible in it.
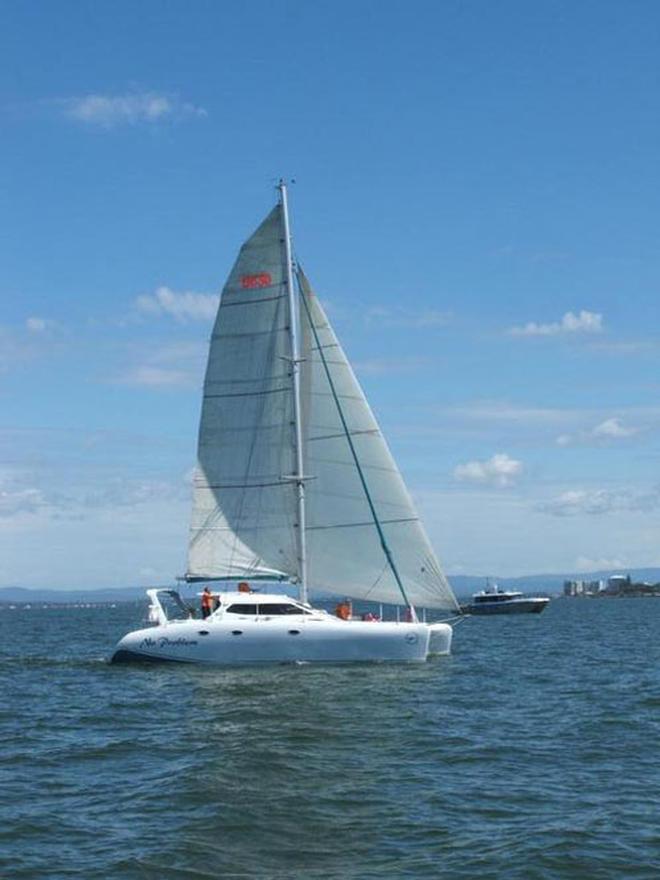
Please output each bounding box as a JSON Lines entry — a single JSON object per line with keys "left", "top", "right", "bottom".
{"left": 298, "top": 269, "right": 459, "bottom": 611}
{"left": 186, "top": 206, "right": 299, "bottom": 582}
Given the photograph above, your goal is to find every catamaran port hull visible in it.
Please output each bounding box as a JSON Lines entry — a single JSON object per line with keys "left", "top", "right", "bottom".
{"left": 111, "top": 618, "right": 453, "bottom": 665}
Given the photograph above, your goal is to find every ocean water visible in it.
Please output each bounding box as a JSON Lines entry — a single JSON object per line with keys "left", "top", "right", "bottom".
{"left": 1, "top": 598, "right": 659, "bottom": 880}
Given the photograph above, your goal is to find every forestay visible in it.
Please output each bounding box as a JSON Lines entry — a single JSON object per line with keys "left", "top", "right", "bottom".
{"left": 187, "top": 206, "right": 299, "bottom": 582}
{"left": 298, "top": 269, "right": 459, "bottom": 611}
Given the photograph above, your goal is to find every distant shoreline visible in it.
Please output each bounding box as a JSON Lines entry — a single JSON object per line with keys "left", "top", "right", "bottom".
{"left": 3, "top": 568, "right": 660, "bottom": 605}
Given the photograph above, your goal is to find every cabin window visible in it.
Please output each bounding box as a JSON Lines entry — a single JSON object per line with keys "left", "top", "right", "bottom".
{"left": 259, "top": 603, "right": 308, "bottom": 615}
{"left": 226, "top": 604, "right": 258, "bottom": 615}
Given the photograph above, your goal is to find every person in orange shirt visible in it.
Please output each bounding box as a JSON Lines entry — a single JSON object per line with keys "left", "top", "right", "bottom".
{"left": 201, "top": 586, "right": 214, "bottom": 619}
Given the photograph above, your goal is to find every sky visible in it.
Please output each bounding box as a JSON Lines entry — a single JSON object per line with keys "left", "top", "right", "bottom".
{"left": 2, "top": 0, "right": 660, "bottom": 588}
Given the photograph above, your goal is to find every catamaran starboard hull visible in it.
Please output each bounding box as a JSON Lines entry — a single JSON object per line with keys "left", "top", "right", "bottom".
{"left": 111, "top": 619, "right": 453, "bottom": 665}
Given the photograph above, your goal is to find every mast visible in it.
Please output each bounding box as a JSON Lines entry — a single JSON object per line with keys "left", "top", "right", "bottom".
{"left": 278, "top": 180, "right": 308, "bottom": 604}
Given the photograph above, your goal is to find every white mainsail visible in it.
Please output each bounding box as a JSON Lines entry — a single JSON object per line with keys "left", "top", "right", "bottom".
{"left": 298, "top": 269, "right": 459, "bottom": 611}
{"left": 187, "top": 205, "right": 299, "bottom": 581}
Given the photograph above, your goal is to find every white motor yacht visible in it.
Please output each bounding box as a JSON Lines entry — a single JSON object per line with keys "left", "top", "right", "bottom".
{"left": 464, "top": 585, "right": 549, "bottom": 615}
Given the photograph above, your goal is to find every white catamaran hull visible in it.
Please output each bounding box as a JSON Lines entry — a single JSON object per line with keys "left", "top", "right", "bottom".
{"left": 112, "top": 617, "right": 452, "bottom": 665}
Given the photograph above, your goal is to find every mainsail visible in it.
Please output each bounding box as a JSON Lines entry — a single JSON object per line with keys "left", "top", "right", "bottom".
{"left": 298, "top": 269, "right": 459, "bottom": 611}
{"left": 187, "top": 206, "right": 299, "bottom": 581}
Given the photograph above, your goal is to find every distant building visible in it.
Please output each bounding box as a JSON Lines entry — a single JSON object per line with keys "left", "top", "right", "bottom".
{"left": 606, "top": 575, "right": 629, "bottom": 595}
{"left": 563, "top": 578, "right": 606, "bottom": 597}
{"left": 565, "top": 572, "right": 659, "bottom": 598}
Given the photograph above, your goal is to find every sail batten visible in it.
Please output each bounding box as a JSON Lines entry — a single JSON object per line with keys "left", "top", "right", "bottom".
{"left": 307, "top": 517, "right": 418, "bottom": 531}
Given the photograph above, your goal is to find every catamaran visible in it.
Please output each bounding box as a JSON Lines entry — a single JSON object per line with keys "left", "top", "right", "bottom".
{"left": 111, "top": 183, "right": 461, "bottom": 665}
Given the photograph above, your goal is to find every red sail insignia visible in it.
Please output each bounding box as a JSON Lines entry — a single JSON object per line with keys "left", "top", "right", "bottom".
{"left": 241, "top": 272, "right": 272, "bottom": 289}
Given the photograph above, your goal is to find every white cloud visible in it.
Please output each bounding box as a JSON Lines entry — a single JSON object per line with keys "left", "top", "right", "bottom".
{"left": 0, "top": 488, "right": 47, "bottom": 518}
{"left": 58, "top": 91, "right": 207, "bottom": 128}
{"left": 0, "top": 320, "right": 64, "bottom": 372}
{"left": 135, "top": 286, "right": 219, "bottom": 322}
{"left": 509, "top": 310, "right": 603, "bottom": 337}
{"left": 537, "top": 487, "right": 660, "bottom": 517}
{"left": 82, "top": 478, "right": 187, "bottom": 509}
{"left": 593, "top": 418, "right": 637, "bottom": 439}
{"left": 0, "top": 472, "right": 189, "bottom": 522}
{"left": 150, "top": 340, "right": 208, "bottom": 365}
{"left": 574, "top": 555, "right": 627, "bottom": 572}
{"left": 453, "top": 453, "right": 523, "bottom": 488}
{"left": 121, "top": 366, "right": 195, "bottom": 389}
{"left": 556, "top": 417, "right": 639, "bottom": 447}
{"left": 113, "top": 339, "right": 207, "bottom": 391}
{"left": 364, "top": 306, "right": 451, "bottom": 329}
{"left": 26, "top": 317, "right": 48, "bottom": 333}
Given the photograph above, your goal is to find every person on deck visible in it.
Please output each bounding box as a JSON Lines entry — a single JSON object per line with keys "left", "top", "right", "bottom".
{"left": 335, "top": 599, "right": 351, "bottom": 620}
{"left": 201, "top": 586, "right": 214, "bottom": 619}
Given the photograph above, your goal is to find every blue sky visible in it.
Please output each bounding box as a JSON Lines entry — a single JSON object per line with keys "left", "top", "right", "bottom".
{"left": 2, "top": 0, "right": 660, "bottom": 588}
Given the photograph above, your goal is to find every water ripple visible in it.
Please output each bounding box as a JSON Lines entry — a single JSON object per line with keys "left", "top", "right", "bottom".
{"left": 1, "top": 599, "right": 659, "bottom": 879}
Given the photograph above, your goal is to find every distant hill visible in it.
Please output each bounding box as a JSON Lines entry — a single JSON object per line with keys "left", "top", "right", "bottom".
{"left": 0, "top": 586, "right": 148, "bottom": 603}
{"left": 2, "top": 568, "right": 660, "bottom": 603}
